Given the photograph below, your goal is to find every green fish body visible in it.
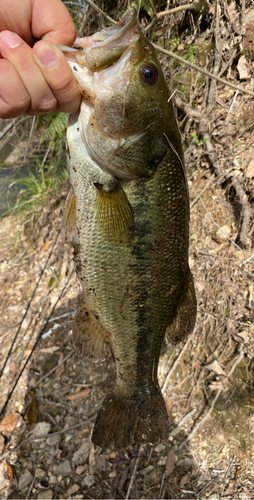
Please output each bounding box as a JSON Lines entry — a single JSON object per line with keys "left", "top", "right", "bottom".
{"left": 63, "top": 12, "right": 196, "bottom": 448}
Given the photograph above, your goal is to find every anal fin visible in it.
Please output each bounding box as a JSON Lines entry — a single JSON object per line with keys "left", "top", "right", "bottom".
{"left": 94, "top": 180, "right": 134, "bottom": 246}
{"left": 166, "top": 269, "right": 197, "bottom": 344}
{"left": 62, "top": 187, "right": 76, "bottom": 243}
{"left": 73, "top": 295, "right": 112, "bottom": 363}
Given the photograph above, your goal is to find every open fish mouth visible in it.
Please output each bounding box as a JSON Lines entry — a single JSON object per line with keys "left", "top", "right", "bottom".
{"left": 59, "top": 12, "right": 139, "bottom": 95}
{"left": 62, "top": 11, "right": 170, "bottom": 180}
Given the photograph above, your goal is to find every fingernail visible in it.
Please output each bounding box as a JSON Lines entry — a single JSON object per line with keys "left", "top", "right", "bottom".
{"left": 0, "top": 31, "right": 21, "bottom": 49}
{"left": 36, "top": 46, "right": 58, "bottom": 68}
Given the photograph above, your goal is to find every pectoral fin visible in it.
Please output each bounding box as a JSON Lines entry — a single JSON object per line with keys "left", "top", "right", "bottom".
{"left": 94, "top": 181, "right": 134, "bottom": 246}
{"left": 73, "top": 295, "right": 112, "bottom": 363}
{"left": 166, "top": 270, "right": 196, "bottom": 344}
{"left": 62, "top": 187, "right": 76, "bottom": 243}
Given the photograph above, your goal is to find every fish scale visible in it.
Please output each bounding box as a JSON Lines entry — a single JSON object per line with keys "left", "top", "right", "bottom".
{"left": 62, "top": 12, "right": 196, "bottom": 448}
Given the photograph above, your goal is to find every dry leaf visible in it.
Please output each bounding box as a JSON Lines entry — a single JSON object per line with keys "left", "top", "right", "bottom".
{"left": 0, "top": 435, "right": 5, "bottom": 452}
{"left": 243, "top": 486, "right": 252, "bottom": 499}
{"left": 3, "top": 462, "right": 13, "bottom": 483}
{"left": 27, "top": 247, "right": 35, "bottom": 254}
{"left": 66, "top": 388, "right": 91, "bottom": 401}
{"left": 205, "top": 360, "right": 226, "bottom": 376}
{"left": 41, "top": 241, "right": 51, "bottom": 251}
{"left": 223, "top": 481, "right": 236, "bottom": 496}
{"left": 26, "top": 393, "right": 38, "bottom": 427}
{"left": 227, "top": 1, "right": 238, "bottom": 23}
{"left": 0, "top": 412, "right": 22, "bottom": 432}
{"left": 237, "top": 56, "right": 250, "bottom": 80}
{"left": 246, "top": 158, "right": 254, "bottom": 179}
{"left": 165, "top": 448, "right": 175, "bottom": 477}
{"left": 235, "top": 330, "right": 250, "bottom": 343}
{"left": 216, "top": 97, "right": 229, "bottom": 109}
{"left": 56, "top": 352, "right": 65, "bottom": 377}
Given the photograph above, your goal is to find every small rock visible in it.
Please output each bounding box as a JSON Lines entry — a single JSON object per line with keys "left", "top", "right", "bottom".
{"left": 157, "top": 456, "right": 167, "bottom": 466}
{"left": 46, "top": 434, "right": 61, "bottom": 446}
{"left": 212, "top": 225, "right": 231, "bottom": 244}
{"left": 56, "top": 459, "right": 72, "bottom": 476}
{"left": 35, "top": 468, "right": 46, "bottom": 478}
{"left": 37, "top": 490, "right": 53, "bottom": 499}
{"left": 0, "top": 435, "right": 5, "bottom": 452}
{"left": 108, "top": 470, "right": 117, "bottom": 478}
{"left": 32, "top": 422, "right": 51, "bottom": 440}
{"left": 18, "top": 470, "right": 33, "bottom": 490}
{"left": 84, "top": 474, "right": 95, "bottom": 487}
{"left": 75, "top": 465, "right": 86, "bottom": 475}
{"left": 154, "top": 443, "right": 165, "bottom": 453}
{"left": 72, "top": 440, "right": 90, "bottom": 463}
{"left": 49, "top": 475, "right": 57, "bottom": 484}
{"left": 140, "top": 465, "right": 154, "bottom": 476}
{"left": 66, "top": 484, "right": 80, "bottom": 496}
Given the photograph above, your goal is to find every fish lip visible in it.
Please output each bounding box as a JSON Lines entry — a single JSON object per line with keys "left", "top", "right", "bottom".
{"left": 63, "top": 11, "right": 139, "bottom": 71}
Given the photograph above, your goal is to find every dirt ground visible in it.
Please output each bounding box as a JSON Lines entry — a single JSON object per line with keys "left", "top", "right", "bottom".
{"left": 1, "top": 1, "right": 254, "bottom": 499}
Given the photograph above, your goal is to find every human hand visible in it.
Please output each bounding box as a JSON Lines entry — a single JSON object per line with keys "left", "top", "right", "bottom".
{"left": 0, "top": 0, "right": 81, "bottom": 118}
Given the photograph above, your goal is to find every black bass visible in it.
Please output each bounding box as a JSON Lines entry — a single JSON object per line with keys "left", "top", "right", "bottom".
{"left": 62, "top": 12, "right": 196, "bottom": 448}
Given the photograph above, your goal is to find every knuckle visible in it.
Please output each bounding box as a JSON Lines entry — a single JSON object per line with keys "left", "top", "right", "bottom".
{"left": 52, "top": 73, "right": 74, "bottom": 95}
{"left": 37, "top": 95, "right": 57, "bottom": 113}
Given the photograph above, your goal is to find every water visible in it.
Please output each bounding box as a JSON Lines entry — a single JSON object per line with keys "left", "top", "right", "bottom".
{"left": 0, "top": 163, "right": 36, "bottom": 216}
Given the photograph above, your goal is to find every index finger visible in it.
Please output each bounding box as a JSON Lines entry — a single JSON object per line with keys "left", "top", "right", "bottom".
{"left": 31, "top": 0, "right": 77, "bottom": 45}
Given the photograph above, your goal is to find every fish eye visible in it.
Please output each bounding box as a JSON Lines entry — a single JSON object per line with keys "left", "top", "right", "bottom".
{"left": 140, "top": 64, "right": 158, "bottom": 85}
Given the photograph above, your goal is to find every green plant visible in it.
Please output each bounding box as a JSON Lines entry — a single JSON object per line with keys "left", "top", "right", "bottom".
{"left": 38, "top": 112, "right": 69, "bottom": 143}
{"left": 191, "top": 133, "right": 209, "bottom": 147}
{"left": 128, "top": 0, "right": 155, "bottom": 18}
{"left": 187, "top": 45, "right": 197, "bottom": 62}
{"left": 3, "top": 158, "right": 67, "bottom": 218}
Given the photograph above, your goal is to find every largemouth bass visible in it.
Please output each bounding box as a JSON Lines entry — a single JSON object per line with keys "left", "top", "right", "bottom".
{"left": 62, "top": 12, "right": 196, "bottom": 448}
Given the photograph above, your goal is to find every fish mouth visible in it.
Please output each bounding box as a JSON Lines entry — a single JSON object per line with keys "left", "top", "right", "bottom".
{"left": 63, "top": 13, "right": 163, "bottom": 179}
{"left": 63, "top": 12, "right": 139, "bottom": 72}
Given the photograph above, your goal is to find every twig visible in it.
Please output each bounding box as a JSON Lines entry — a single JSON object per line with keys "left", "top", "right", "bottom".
{"left": 226, "top": 173, "right": 251, "bottom": 248}
{"left": 0, "top": 413, "right": 96, "bottom": 463}
{"left": 152, "top": 44, "right": 254, "bottom": 98}
{"left": 145, "top": 0, "right": 209, "bottom": 32}
{"left": 177, "top": 408, "right": 197, "bottom": 428}
{"left": 23, "top": 116, "right": 36, "bottom": 162}
{"left": 218, "top": 48, "right": 238, "bottom": 78}
{"left": 33, "top": 350, "right": 75, "bottom": 389}
{"left": 190, "top": 176, "right": 216, "bottom": 209}
{"left": 79, "top": 3, "right": 91, "bottom": 36}
{"left": 220, "top": 454, "right": 236, "bottom": 498}
{"left": 125, "top": 445, "right": 143, "bottom": 500}
{"left": 158, "top": 471, "right": 165, "bottom": 499}
{"left": 0, "top": 268, "right": 74, "bottom": 418}
{"left": 206, "top": 0, "right": 221, "bottom": 113}
{"left": 25, "top": 475, "right": 36, "bottom": 500}
{"left": 200, "top": 308, "right": 254, "bottom": 329}
{"left": 0, "top": 229, "right": 61, "bottom": 382}
{"left": 162, "top": 334, "right": 193, "bottom": 393}
{"left": 80, "top": 0, "right": 117, "bottom": 24}
{"left": 178, "top": 349, "right": 244, "bottom": 450}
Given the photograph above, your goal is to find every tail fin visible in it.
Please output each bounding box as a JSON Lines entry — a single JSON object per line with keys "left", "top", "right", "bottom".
{"left": 92, "top": 389, "right": 169, "bottom": 449}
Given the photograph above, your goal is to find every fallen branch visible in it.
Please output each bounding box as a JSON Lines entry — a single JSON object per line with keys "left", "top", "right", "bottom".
{"left": 152, "top": 44, "right": 254, "bottom": 98}
{"left": 145, "top": 0, "right": 210, "bottom": 31}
